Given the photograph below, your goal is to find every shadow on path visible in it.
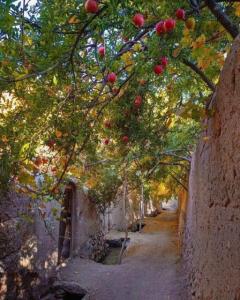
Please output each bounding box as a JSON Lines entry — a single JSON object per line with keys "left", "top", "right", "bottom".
{"left": 59, "top": 211, "right": 187, "bottom": 300}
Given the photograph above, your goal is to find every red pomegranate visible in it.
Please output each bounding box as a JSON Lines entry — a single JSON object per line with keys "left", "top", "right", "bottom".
{"left": 134, "top": 95, "right": 142, "bottom": 108}
{"left": 107, "top": 72, "right": 117, "bottom": 83}
{"left": 154, "top": 65, "right": 164, "bottom": 75}
{"left": 104, "top": 138, "right": 109, "bottom": 145}
{"left": 122, "top": 135, "right": 129, "bottom": 144}
{"left": 98, "top": 46, "right": 105, "bottom": 57}
{"left": 165, "top": 18, "right": 176, "bottom": 31}
{"left": 161, "top": 56, "right": 168, "bottom": 67}
{"left": 84, "top": 0, "right": 98, "bottom": 14}
{"left": 156, "top": 21, "right": 166, "bottom": 35}
{"left": 176, "top": 8, "right": 186, "bottom": 20}
{"left": 133, "top": 13, "right": 145, "bottom": 28}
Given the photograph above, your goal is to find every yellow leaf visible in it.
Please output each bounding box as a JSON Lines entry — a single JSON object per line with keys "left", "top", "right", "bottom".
{"left": 166, "top": 118, "right": 174, "bottom": 128}
{"left": 24, "top": 36, "right": 33, "bottom": 46}
{"left": 172, "top": 47, "right": 181, "bottom": 58}
{"left": 192, "top": 34, "right": 206, "bottom": 49}
{"left": 185, "top": 18, "right": 196, "bottom": 30}
{"left": 121, "top": 52, "right": 133, "bottom": 64}
{"left": 181, "top": 28, "right": 193, "bottom": 47}
{"left": 1, "top": 135, "right": 8, "bottom": 143}
{"left": 55, "top": 129, "right": 62, "bottom": 138}
{"left": 181, "top": 36, "right": 193, "bottom": 47}
{"left": 53, "top": 75, "right": 58, "bottom": 85}
{"left": 126, "top": 64, "right": 133, "bottom": 72}
{"left": 86, "top": 177, "right": 97, "bottom": 189}
{"left": 47, "top": 88, "right": 56, "bottom": 96}
{"left": 68, "top": 15, "right": 80, "bottom": 24}
{"left": 18, "top": 171, "right": 36, "bottom": 186}
{"left": 68, "top": 165, "right": 84, "bottom": 177}
{"left": 194, "top": 47, "right": 212, "bottom": 70}
{"left": 121, "top": 52, "right": 134, "bottom": 72}
{"left": 215, "top": 52, "right": 225, "bottom": 67}
{"left": 197, "top": 56, "right": 211, "bottom": 70}
{"left": 235, "top": 3, "right": 240, "bottom": 17}
{"left": 1, "top": 60, "right": 9, "bottom": 66}
{"left": 133, "top": 43, "right": 142, "bottom": 52}
{"left": 183, "top": 27, "right": 191, "bottom": 37}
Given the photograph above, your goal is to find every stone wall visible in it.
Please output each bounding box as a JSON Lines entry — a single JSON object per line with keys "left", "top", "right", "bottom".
{"left": 184, "top": 36, "right": 240, "bottom": 299}
{"left": 0, "top": 186, "right": 107, "bottom": 299}
{"left": 0, "top": 191, "right": 60, "bottom": 300}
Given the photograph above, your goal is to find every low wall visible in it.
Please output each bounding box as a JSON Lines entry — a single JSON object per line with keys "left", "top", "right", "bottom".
{"left": 0, "top": 186, "right": 107, "bottom": 299}
{"left": 0, "top": 191, "right": 60, "bottom": 299}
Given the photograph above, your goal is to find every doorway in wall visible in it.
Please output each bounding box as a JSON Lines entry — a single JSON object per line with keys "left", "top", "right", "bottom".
{"left": 57, "top": 182, "right": 75, "bottom": 264}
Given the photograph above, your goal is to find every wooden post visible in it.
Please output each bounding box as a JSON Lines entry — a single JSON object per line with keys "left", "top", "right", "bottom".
{"left": 107, "top": 205, "right": 110, "bottom": 232}
{"left": 118, "top": 177, "right": 128, "bottom": 264}
{"left": 139, "top": 183, "right": 144, "bottom": 233}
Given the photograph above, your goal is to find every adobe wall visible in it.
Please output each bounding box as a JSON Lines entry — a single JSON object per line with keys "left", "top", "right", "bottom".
{"left": 71, "top": 187, "right": 107, "bottom": 262}
{"left": 178, "top": 189, "right": 188, "bottom": 251}
{"left": 0, "top": 191, "right": 60, "bottom": 299}
{"left": 0, "top": 186, "right": 107, "bottom": 299}
{"left": 184, "top": 36, "right": 240, "bottom": 299}
{"left": 102, "top": 187, "right": 140, "bottom": 232}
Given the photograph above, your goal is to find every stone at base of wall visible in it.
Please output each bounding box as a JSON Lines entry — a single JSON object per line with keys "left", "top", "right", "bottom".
{"left": 79, "top": 231, "right": 108, "bottom": 262}
{"left": 40, "top": 280, "right": 89, "bottom": 300}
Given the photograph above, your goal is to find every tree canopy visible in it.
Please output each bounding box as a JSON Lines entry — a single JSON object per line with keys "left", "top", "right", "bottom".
{"left": 0, "top": 0, "right": 239, "bottom": 203}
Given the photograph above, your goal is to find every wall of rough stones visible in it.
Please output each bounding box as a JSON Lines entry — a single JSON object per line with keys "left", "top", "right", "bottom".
{"left": 184, "top": 36, "right": 240, "bottom": 299}
{"left": 0, "top": 191, "right": 60, "bottom": 299}
{"left": 0, "top": 186, "right": 107, "bottom": 299}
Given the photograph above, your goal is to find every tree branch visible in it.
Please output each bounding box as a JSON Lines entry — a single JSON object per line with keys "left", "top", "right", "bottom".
{"left": 115, "top": 23, "right": 155, "bottom": 59}
{"left": 189, "top": 0, "right": 202, "bottom": 13}
{"left": 182, "top": 58, "right": 216, "bottom": 92}
{"left": 0, "top": 61, "right": 61, "bottom": 83}
{"left": 205, "top": 0, "right": 239, "bottom": 38}
{"left": 216, "top": 0, "right": 240, "bottom": 2}
{"left": 69, "top": 6, "right": 107, "bottom": 61}
{"left": 169, "top": 172, "right": 188, "bottom": 191}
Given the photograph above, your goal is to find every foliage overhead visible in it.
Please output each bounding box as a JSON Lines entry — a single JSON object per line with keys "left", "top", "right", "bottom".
{"left": 0, "top": 0, "right": 239, "bottom": 203}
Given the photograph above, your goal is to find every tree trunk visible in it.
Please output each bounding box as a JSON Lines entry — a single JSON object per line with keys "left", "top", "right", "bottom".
{"left": 118, "top": 179, "right": 128, "bottom": 264}
{"left": 139, "top": 184, "right": 144, "bottom": 233}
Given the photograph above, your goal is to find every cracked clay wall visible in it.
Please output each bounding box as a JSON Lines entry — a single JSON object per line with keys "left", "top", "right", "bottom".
{"left": 184, "top": 36, "right": 240, "bottom": 299}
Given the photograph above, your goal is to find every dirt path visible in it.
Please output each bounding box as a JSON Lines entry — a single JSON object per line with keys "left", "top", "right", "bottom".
{"left": 59, "top": 211, "right": 187, "bottom": 300}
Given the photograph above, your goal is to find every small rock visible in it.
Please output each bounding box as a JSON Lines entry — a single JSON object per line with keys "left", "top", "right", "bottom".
{"left": 52, "top": 280, "right": 87, "bottom": 299}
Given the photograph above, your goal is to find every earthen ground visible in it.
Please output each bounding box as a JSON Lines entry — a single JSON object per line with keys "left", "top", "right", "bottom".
{"left": 59, "top": 211, "right": 187, "bottom": 300}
